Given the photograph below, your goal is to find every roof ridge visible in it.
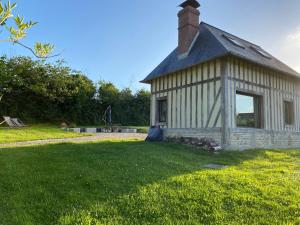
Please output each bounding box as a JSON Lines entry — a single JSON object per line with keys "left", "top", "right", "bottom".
{"left": 201, "top": 22, "right": 261, "bottom": 48}
{"left": 142, "top": 21, "right": 300, "bottom": 83}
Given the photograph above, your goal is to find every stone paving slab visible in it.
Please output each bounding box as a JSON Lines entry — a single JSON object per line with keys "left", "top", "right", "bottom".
{"left": 0, "top": 133, "right": 147, "bottom": 148}
{"left": 202, "top": 164, "right": 229, "bottom": 169}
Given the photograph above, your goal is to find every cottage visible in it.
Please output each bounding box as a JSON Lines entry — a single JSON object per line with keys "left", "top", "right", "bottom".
{"left": 141, "top": 0, "right": 300, "bottom": 150}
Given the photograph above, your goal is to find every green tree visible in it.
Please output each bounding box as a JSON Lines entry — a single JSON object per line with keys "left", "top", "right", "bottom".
{"left": 98, "top": 81, "right": 119, "bottom": 109}
{"left": 97, "top": 81, "right": 150, "bottom": 126}
{"left": 0, "top": 56, "right": 150, "bottom": 125}
{"left": 0, "top": 1, "right": 57, "bottom": 102}
{"left": 117, "top": 88, "right": 134, "bottom": 125}
{"left": 134, "top": 89, "right": 151, "bottom": 125}
{"left": 0, "top": 56, "right": 97, "bottom": 124}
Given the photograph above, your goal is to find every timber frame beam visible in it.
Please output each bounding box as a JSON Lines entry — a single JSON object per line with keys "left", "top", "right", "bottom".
{"left": 221, "top": 58, "right": 229, "bottom": 148}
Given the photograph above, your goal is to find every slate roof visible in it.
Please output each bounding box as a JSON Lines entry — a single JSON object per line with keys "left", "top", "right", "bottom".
{"left": 141, "top": 22, "right": 299, "bottom": 83}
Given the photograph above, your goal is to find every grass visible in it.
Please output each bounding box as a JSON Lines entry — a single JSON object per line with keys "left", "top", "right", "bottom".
{"left": 0, "top": 124, "right": 90, "bottom": 144}
{"left": 0, "top": 140, "right": 299, "bottom": 224}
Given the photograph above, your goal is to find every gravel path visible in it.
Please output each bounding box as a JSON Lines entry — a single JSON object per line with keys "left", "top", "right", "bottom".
{"left": 0, "top": 133, "right": 147, "bottom": 148}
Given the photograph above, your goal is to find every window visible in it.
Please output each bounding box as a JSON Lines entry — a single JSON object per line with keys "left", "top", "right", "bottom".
{"left": 223, "top": 34, "right": 245, "bottom": 49}
{"left": 284, "top": 101, "right": 294, "bottom": 125}
{"left": 157, "top": 99, "right": 167, "bottom": 123}
{"left": 250, "top": 46, "right": 271, "bottom": 59}
{"left": 236, "top": 91, "right": 263, "bottom": 128}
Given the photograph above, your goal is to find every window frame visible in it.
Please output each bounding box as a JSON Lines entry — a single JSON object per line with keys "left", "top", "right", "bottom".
{"left": 222, "top": 34, "right": 246, "bottom": 49}
{"left": 156, "top": 97, "right": 168, "bottom": 124}
{"left": 283, "top": 100, "right": 294, "bottom": 126}
{"left": 250, "top": 46, "right": 272, "bottom": 59}
{"left": 235, "top": 90, "right": 264, "bottom": 129}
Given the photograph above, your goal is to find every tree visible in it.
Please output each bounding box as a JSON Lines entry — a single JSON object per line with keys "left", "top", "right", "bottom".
{"left": 0, "top": 56, "right": 10, "bottom": 102}
{"left": 0, "top": 56, "right": 97, "bottom": 124}
{"left": 97, "top": 81, "right": 150, "bottom": 126}
{"left": 134, "top": 89, "right": 151, "bottom": 125}
{"left": 98, "top": 81, "right": 119, "bottom": 108}
{"left": 0, "top": 58, "right": 151, "bottom": 125}
{"left": 0, "top": 0, "right": 57, "bottom": 101}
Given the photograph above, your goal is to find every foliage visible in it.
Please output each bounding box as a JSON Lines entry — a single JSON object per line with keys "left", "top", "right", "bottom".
{"left": 0, "top": 124, "right": 90, "bottom": 143}
{"left": 0, "top": 141, "right": 299, "bottom": 224}
{"left": 0, "top": 56, "right": 150, "bottom": 126}
{"left": 0, "top": 1, "right": 149, "bottom": 126}
{"left": 236, "top": 116, "right": 255, "bottom": 127}
{"left": 0, "top": 0, "right": 16, "bottom": 25}
{"left": 97, "top": 81, "right": 150, "bottom": 126}
{"left": 0, "top": 56, "right": 96, "bottom": 124}
{"left": 0, "top": 1, "right": 54, "bottom": 58}
{"left": 8, "top": 15, "right": 37, "bottom": 41}
{"left": 34, "top": 42, "right": 55, "bottom": 58}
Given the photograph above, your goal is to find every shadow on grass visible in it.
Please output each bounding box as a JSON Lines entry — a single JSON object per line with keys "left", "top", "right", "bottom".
{"left": 0, "top": 141, "right": 298, "bottom": 224}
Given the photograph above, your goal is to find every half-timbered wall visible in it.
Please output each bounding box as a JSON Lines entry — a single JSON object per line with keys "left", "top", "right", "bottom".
{"left": 226, "top": 57, "right": 300, "bottom": 132}
{"left": 149, "top": 56, "right": 300, "bottom": 150}
{"left": 150, "top": 59, "right": 222, "bottom": 130}
{"left": 226, "top": 57, "right": 300, "bottom": 150}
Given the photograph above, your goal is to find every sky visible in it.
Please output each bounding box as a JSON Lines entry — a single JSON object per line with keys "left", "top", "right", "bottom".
{"left": 236, "top": 95, "right": 254, "bottom": 114}
{"left": 1, "top": 0, "right": 300, "bottom": 92}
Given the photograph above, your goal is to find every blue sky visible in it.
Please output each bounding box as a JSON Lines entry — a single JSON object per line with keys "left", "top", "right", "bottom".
{"left": 2, "top": 0, "right": 300, "bottom": 92}
{"left": 236, "top": 95, "right": 254, "bottom": 114}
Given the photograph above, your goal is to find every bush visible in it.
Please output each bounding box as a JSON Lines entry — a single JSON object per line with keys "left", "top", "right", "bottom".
{"left": 0, "top": 56, "right": 150, "bottom": 126}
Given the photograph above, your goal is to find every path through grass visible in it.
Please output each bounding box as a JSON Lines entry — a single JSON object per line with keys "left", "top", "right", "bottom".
{"left": 0, "top": 125, "right": 90, "bottom": 144}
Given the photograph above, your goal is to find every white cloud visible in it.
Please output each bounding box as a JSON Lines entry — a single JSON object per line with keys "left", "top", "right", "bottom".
{"left": 287, "top": 28, "right": 300, "bottom": 42}
{"left": 287, "top": 28, "right": 300, "bottom": 73}
{"left": 274, "top": 27, "right": 300, "bottom": 71}
{"left": 295, "top": 66, "right": 300, "bottom": 73}
{"left": 286, "top": 27, "right": 300, "bottom": 49}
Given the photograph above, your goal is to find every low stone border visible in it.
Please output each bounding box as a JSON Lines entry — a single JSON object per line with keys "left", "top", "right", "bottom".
{"left": 68, "top": 128, "right": 138, "bottom": 134}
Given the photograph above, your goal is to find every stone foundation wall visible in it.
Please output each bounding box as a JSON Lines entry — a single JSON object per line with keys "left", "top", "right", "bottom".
{"left": 227, "top": 128, "right": 300, "bottom": 150}
{"left": 163, "top": 127, "right": 300, "bottom": 150}
{"left": 163, "top": 128, "right": 222, "bottom": 145}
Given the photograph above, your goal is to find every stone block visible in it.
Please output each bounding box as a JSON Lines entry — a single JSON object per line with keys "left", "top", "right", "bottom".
{"left": 86, "top": 128, "right": 97, "bottom": 133}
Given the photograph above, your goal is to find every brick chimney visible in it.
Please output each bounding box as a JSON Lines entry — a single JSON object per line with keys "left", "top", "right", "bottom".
{"left": 178, "top": 0, "right": 200, "bottom": 57}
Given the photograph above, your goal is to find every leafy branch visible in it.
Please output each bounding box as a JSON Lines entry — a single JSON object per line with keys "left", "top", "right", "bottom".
{"left": 0, "top": 0, "right": 57, "bottom": 58}
{"left": 15, "top": 41, "right": 60, "bottom": 59}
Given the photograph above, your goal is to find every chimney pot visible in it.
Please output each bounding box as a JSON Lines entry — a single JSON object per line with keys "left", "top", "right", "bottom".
{"left": 179, "top": 0, "right": 200, "bottom": 9}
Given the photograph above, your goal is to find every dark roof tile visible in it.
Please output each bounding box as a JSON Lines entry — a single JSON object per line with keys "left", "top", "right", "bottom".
{"left": 141, "top": 22, "right": 299, "bottom": 83}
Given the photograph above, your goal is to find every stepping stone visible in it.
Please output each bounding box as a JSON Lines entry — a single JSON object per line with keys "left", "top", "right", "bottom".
{"left": 71, "top": 128, "right": 81, "bottom": 133}
{"left": 121, "top": 129, "right": 137, "bottom": 133}
{"left": 202, "top": 164, "right": 228, "bottom": 169}
{"left": 86, "top": 128, "right": 97, "bottom": 133}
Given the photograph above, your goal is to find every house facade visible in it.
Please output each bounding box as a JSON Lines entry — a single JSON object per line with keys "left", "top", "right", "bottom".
{"left": 142, "top": 0, "right": 300, "bottom": 150}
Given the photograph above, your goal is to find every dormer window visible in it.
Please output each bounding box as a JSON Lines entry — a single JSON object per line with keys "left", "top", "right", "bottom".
{"left": 223, "top": 35, "right": 245, "bottom": 49}
{"left": 250, "top": 46, "right": 271, "bottom": 59}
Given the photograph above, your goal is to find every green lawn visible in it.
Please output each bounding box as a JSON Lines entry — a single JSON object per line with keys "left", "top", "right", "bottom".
{"left": 0, "top": 125, "right": 90, "bottom": 144}
{"left": 0, "top": 141, "right": 299, "bottom": 224}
